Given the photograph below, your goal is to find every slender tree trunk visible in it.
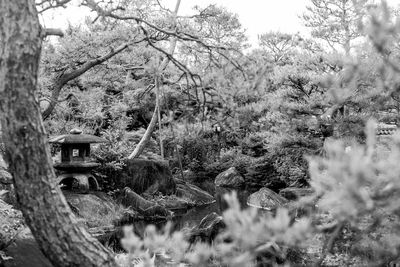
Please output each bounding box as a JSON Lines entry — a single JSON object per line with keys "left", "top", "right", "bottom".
{"left": 170, "top": 123, "right": 184, "bottom": 180}
{"left": 129, "top": 0, "right": 181, "bottom": 159}
{"left": 0, "top": 1, "right": 117, "bottom": 266}
{"left": 156, "top": 77, "right": 165, "bottom": 159}
{"left": 128, "top": 104, "right": 159, "bottom": 159}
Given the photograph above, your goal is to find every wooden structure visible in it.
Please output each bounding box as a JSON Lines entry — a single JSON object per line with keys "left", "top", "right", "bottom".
{"left": 49, "top": 128, "right": 107, "bottom": 193}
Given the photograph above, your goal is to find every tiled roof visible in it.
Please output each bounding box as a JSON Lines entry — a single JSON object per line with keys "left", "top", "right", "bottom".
{"left": 376, "top": 124, "right": 397, "bottom": 135}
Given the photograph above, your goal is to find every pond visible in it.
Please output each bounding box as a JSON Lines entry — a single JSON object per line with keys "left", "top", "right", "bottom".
{"left": 127, "top": 186, "right": 251, "bottom": 236}
{"left": 3, "top": 187, "right": 252, "bottom": 267}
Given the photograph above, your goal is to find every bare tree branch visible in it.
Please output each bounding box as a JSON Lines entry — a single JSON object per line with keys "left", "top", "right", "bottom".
{"left": 36, "top": 0, "right": 72, "bottom": 13}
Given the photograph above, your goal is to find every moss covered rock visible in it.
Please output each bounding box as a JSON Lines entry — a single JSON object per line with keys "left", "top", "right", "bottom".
{"left": 119, "top": 158, "right": 176, "bottom": 195}
{"left": 63, "top": 191, "right": 121, "bottom": 228}
{"left": 119, "top": 187, "right": 172, "bottom": 219}
{"left": 175, "top": 180, "right": 215, "bottom": 206}
{"left": 215, "top": 167, "right": 244, "bottom": 188}
{"left": 247, "top": 187, "right": 288, "bottom": 210}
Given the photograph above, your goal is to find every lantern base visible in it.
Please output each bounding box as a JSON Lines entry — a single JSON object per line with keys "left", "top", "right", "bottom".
{"left": 57, "top": 172, "right": 99, "bottom": 193}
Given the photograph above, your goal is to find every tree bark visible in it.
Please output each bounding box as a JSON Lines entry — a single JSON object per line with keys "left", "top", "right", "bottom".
{"left": 0, "top": 1, "right": 117, "bottom": 266}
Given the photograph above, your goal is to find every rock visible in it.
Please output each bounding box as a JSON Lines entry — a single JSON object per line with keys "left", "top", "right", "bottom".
{"left": 63, "top": 191, "right": 120, "bottom": 228}
{"left": 39, "top": 99, "right": 51, "bottom": 114}
{"left": 0, "top": 155, "right": 16, "bottom": 205}
{"left": 119, "top": 158, "right": 176, "bottom": 195}
{"left": 175, "top": 181, "right": 215, "bottom": 206}
{"left": 188, "top": 212, "right": 225, "bottom": 244}
{"left": 247, "top": 187, "right": 288, "bottom": 210}
{"left": 0, "top": 154, "right": 12, "bottom": 185}
{"left": 153, "top": 195, "right": 190, "bottom": 211}
{"left": 214, "top": 167, "right": 244, "bottom": 188}
{"left": 119, "top": 187, "right": 172, "bottom": 219}
{"left": 0, "top": 154, "right": 6, "bottom": 169}
{"left": 0, "top": 168, "right": 12, "bottom": 185}
{"left": 0, "top": 200, "right": 24, "bottom": 250}
{"left": 279, "top": 187, "right": 315, "bottom": 201}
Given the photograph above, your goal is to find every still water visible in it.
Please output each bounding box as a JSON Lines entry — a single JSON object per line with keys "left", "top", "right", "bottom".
{"left": 131, "top": 187, "right": 251, "bottom": 235}
{"left": 3, "top": 187, "right": 251, "bottom": 267}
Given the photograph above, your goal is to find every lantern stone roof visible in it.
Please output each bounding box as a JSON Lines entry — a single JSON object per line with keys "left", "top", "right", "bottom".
{"left": 48, "top": 128, "right": 107, "bottom": 144}
{"left": 53, "top": 162, "right": 100, "bottom": 171}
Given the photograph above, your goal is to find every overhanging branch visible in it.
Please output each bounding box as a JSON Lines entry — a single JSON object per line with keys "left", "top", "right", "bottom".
{"left": 41, "top": 40, "right": 139, "bottom": 119}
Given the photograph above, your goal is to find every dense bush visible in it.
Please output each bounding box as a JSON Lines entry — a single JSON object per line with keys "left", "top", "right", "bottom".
{"left": 268, "top": 134, "right": 322, "bottom": 185}
{"left": 92, "top": 126, "right": 132, "bottom": 192}
{"left": 206, "top": 147, "right": 256, "bottom": 178}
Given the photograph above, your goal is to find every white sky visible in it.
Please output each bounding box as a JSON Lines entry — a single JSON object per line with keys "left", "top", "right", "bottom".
{"left": 42, "top": 0, "right": 399, "bottom": 46}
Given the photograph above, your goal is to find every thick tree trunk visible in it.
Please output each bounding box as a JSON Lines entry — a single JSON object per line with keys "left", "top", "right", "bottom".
{"left": 0, "top": 1, "right": 117, "bottom": 266}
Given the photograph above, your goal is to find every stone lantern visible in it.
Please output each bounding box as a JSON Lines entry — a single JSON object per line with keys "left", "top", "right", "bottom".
{"left": 49, "top": 128, "right": 107, "bottom": 193}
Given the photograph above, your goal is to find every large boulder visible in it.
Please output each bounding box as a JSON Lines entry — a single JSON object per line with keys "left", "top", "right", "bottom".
{"left": 214, "top": 167, "right": 244, "bottom": 188}
{"left": 153, "top": 195, "right": 190, "bottom": 211}
{"left": 175, "top": 180, "right": 215, "bottom": 206}
{"left": 119, "top": 158, "right": 176, "bottom": 195}
{"left": 247, "top": 187, "right": 288, "bottom": 210}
